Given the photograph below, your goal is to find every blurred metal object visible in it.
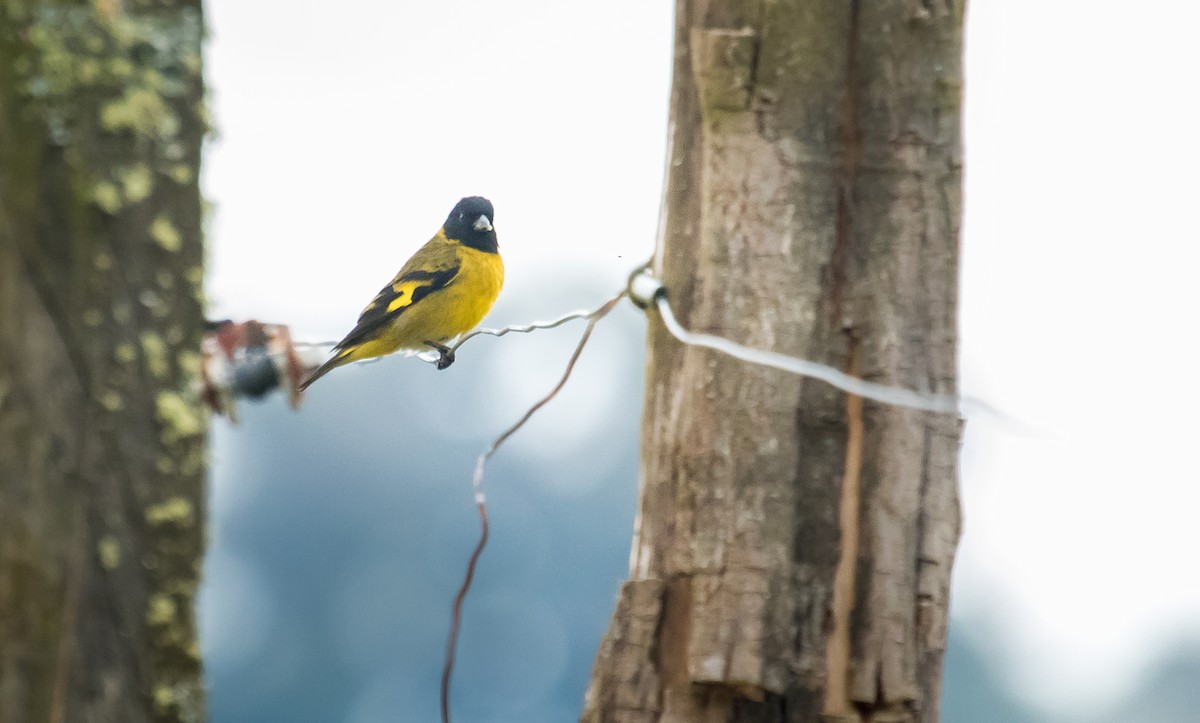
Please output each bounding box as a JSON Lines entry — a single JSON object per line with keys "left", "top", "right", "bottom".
{"left": 200, "top": 320, "right": 321, "bottom": 421}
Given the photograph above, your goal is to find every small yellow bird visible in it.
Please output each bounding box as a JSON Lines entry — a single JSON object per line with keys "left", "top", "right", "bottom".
{"left": 300, "top": 196, "right": 504, "bottom": 390}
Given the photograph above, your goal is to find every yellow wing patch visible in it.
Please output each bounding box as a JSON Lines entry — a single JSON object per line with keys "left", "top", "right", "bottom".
{"left": 385, "top": 281, "right": 425, "bottom": 313}
{"left": 332, "top": 265, "right": 461, "bottom": 352}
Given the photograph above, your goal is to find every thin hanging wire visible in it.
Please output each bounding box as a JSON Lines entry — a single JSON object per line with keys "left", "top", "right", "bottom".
{"left": 440, "top": 289, "right": 625, "bottom": 723}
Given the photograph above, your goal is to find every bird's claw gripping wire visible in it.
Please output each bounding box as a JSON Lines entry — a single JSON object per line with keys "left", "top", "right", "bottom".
{"left": 425, "top": 341, "right": 456, "bottom": 370}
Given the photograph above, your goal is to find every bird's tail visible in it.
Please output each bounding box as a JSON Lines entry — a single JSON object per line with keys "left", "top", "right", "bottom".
{"left": 298, "top": 351, "right": 350, "bottom": 391}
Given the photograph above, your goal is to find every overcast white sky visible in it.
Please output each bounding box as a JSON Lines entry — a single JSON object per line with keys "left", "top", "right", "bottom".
{"left": 204, "top": 1, "right": 1200, "bottom": 717}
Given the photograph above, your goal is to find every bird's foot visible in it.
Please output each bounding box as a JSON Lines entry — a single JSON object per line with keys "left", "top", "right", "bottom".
{"left": 426, "top": 341, "right": 456, "bottom": 370}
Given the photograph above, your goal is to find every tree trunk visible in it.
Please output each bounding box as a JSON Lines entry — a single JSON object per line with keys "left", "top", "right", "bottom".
{"left": 583, "top": 2, "right": 963, "bottom": 722}
{"left": 0, "top": 2, "right": 208, "bottom": 721}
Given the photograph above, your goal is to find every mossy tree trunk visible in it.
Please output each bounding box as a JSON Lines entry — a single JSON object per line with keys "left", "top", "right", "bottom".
{"left": 584, "top": 1, "right": 963, "bottom": 722}
{"left": 0, "top": 2, "right": 208, "bottom": 721}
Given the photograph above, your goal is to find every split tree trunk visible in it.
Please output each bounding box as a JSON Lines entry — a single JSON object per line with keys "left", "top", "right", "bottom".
{"left": 0, "top": 2, "right": 208, "bottom": 721}
{"left": 584, "top": 1, "right": 963, "bottom": 722}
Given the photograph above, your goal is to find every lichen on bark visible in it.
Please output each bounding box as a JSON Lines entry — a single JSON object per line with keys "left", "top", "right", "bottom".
{"left": 0, "top": 1, "right": 209, "bottom": 720}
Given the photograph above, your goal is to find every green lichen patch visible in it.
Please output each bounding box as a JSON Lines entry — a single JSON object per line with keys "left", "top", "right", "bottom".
{"left": 177, "top": 350, "right": 201, "bottom": 378}
{"left": 116, "top": 163, "right": 154, "bottom": 202}
{"left": 100, "top": 86, "right": 173, "bottom": 136}
{"left": 98, "top": 390, "right": 124, "bottom": 412}
{"left": 167, "top": 163, "right": 193, "bottom": 184}
{"left": 92, "top": 180, "right": 122, "bottom": 212}
{"left": 149, "top": 214, "right": 182, "bottom": 252}
{"left": 93, "top": 251, "right": 114, "bottom": 270}
{"left": 14, "top": 3, "right": 205, "bottom": 172}
{"left": 153, "top": 684, "right": 174, "bottom": 711}
{"left": 82, "top": 308, "right": 104, "bottom": 327}
{"left": 140, "top": 331, "right": 169, "bottom": 378}
{"left": 76, "top": 55, "right": 101, "bottom": 82}
{"left": 147, "top": 592, "right": 177, "bottom": 625}
{"left": 155, "top": 390, "right": 203, "bottom": 442}
{"left": 184, "top": 265, "right": 203, "bottom": 285}
{"left": 114, "top": 342, "right": 137, "bottom": 363}
{"left": 107, "top": 55, "right": 134, "bottom": 79}
{"left": 97, "top": 535, "right": 121, "bottom": 570}
{"left": 144, "top": 496, "right": 194, "bottom": 527}
{"left": 182, "top": 51, "right": 202, "bottom": 77}
{"left": 152, "top": 680, "right": 204, "bottom": 723}
{"left": 195, "top": 96, "right": 212, "bottom": 135}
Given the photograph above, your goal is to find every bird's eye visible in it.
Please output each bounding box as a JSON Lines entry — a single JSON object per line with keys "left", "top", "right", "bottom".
{"left": 458, "top": 213, "right": 465, "bottom": 221}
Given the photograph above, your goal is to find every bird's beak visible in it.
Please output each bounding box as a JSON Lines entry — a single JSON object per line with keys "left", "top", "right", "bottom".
{"left": 473, "top": 215, "right": 493, "bottom": 232}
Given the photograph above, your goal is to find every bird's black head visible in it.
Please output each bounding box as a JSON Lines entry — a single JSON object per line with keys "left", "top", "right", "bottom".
{"left": 443, "top": 196, "right": 498, "bottom": 253}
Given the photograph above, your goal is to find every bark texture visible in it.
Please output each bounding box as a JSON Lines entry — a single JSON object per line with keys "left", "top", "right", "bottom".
{"left": 584, "top": 1, "right": 963, "bottom": 722}
{"left": 0, "top": 2, "right": 208, "bottom": 721}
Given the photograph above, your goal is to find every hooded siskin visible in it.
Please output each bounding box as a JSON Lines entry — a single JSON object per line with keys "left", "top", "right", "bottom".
{"left": 300, "top": 196, "right": 503, "bottom": 390}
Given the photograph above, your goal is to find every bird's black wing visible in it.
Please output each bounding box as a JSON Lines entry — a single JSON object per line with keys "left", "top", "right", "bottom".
{"left": 333, "top": 264, "right": 460, "bottom": 351}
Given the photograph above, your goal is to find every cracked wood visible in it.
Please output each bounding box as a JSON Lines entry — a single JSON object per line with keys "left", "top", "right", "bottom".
{"left": 584, "top": 1, "right": 964, "bottom": 722}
